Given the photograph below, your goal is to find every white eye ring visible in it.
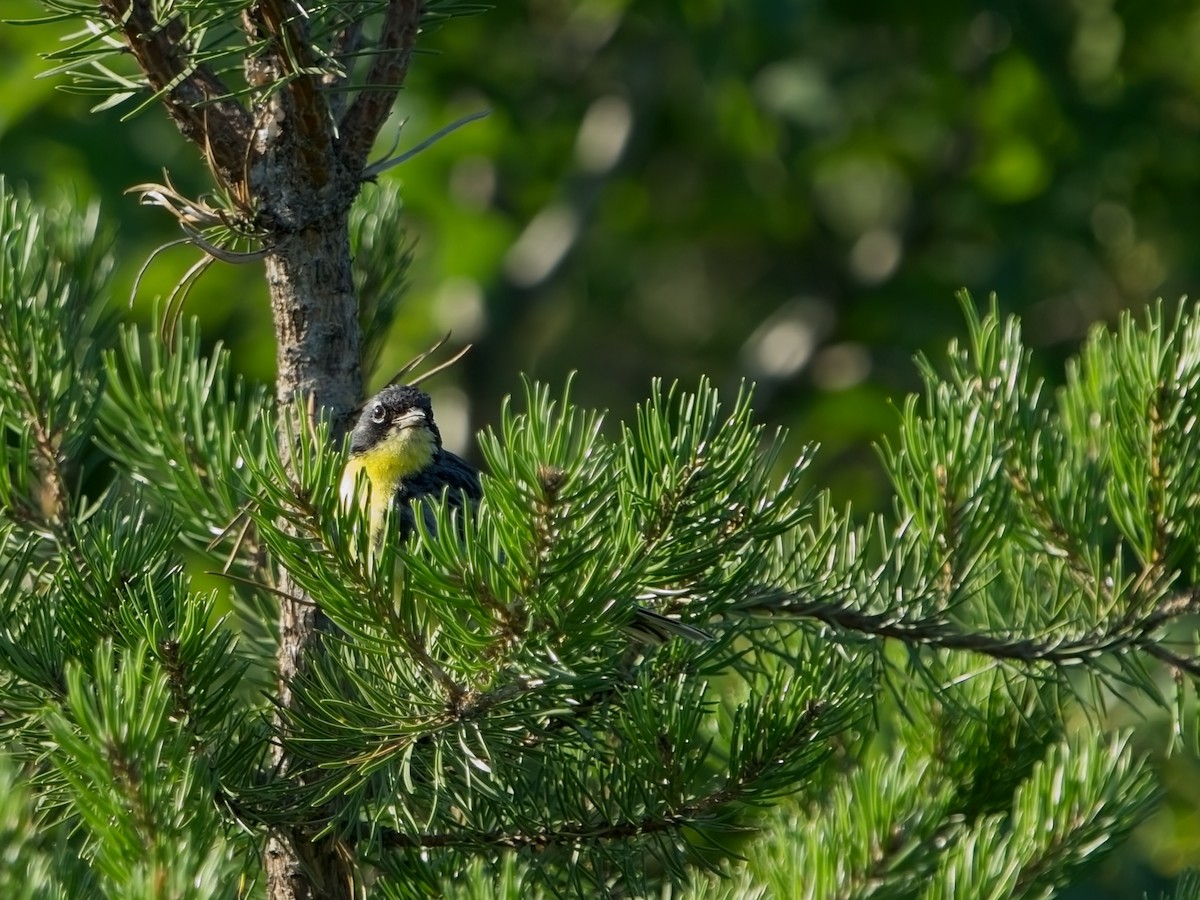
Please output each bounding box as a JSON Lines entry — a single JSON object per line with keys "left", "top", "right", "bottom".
{"left": 370, "top": 403, "right": 387, "bottom": 424}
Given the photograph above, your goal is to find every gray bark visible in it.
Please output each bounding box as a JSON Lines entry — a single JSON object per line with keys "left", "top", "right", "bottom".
{"left": 91, "top": 3, "right": 425, "bottom": 895}
{"left": 263, "top": 225, "right": 361, "bottom": 900}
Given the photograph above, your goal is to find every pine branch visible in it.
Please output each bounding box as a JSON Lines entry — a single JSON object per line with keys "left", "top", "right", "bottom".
{"left": 242, "top": 423, "right": 469, "bottom": 704}
{"left": 0, "top": 339, "right": 71, "bottom": 529}
{"left": 7, "top": 173, "right": 1186, "bottom": 897}
{"left": 97, "top": 0, "right": 252, "bottom": 186}
{"left": 754, "top": 587, "right": 1200, "bottom": 675}
{"left": 245, "top": 0, "right": 335, "bottom": 186}
{"left": 338, "top": 0, "right": 422, "bottom": 172}
{"left": 377, "top": 812, "right": 706, "bottom": 852}
{"left": 376, "top": 699, "right": 828, "bottom": 853}
{"left": 322, "top": 17, "right": 364, "bottom": 119}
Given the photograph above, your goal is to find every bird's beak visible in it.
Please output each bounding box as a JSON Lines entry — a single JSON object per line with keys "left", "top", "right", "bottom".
{"left": 394, "top": 409, "right": 427, "bottom": 430}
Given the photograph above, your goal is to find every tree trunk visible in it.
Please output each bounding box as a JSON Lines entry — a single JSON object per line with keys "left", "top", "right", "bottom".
{"left": 267, "top": 224, "right": 363, "bottom": 418}
{"left": 263, "top": 223, "right": 361, "bottom": 900}
{"left": 88, "top": 4, "right": 424, "bottom": 894}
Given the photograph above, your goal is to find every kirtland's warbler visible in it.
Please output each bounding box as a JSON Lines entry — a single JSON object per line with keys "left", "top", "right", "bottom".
{"left": 341, "top": 384, "right": 709, "bottom": 643}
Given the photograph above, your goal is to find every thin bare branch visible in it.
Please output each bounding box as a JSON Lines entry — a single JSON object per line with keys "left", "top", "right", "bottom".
{"left": 384, "top": 331, "right": 477, "bottom": 388}
{"left": 390, "top": 332, "right": 452, "bottom": 384}
{"left": 408, "top": 344, "right": 472, "bottom": 387}
{"left": 750, "top": 586, "right": 1200, "bottom": 675}
{"left": 338, "top": 0, "right": 423, "bottom": 173}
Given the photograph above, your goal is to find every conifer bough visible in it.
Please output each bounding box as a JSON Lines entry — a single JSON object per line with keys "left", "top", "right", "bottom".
{"left": 0, "top": 176, "right": 1195, "bottom": 896}
{"left": 11, "top": 1, "right": 1200, "bottom": 897}
{"left": 29, "top": 2, "right": 478, "bottom": 897}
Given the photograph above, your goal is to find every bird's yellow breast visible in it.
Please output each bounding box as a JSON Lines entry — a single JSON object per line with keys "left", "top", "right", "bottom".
{"left": 341, "top": 425, "right": 439, "bottom": 539}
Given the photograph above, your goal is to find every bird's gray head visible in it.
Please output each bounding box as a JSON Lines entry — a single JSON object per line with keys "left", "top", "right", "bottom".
{"left": 349, "top": 384, "right": 442, "bottom": 455}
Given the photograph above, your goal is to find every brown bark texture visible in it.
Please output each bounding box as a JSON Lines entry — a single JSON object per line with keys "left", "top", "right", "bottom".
{"left": 95, "top": 2, "right": 427, "bottom": 897}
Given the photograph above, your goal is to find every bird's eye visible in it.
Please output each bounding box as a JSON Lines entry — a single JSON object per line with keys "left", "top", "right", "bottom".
{"left": 370, "top": 403, "right": 387, "bottom": 424}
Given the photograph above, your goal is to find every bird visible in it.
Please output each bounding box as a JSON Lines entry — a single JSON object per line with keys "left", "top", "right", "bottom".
{"left": 341, "top": 384, "right": 480, "bottom": 543}
{"left": 340, "top": 383, "right": 710, "bottom": 643}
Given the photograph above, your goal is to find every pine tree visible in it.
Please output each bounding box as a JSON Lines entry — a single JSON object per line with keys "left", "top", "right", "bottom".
{"left": 3, "top": 3, "right": 1200, "bottom": 898}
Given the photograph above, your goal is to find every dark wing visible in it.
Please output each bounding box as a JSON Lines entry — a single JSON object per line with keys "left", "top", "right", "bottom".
{"left": 396, "top": 449, "right": 482, "bottom": 538}
{"left": 627, "top": 606, "right": 712, "bottom": 644}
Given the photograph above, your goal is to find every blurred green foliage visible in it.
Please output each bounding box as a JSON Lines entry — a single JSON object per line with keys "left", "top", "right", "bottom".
{"left": 6, "top": 1, "right": 1200, "bottom": 510}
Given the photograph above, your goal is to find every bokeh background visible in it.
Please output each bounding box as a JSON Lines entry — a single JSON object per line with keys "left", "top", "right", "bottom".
{"left": 10, "top": 0, "right": 1200, "bottom": 511}
{"left": 3, "top": 1, "right": 1200, "bottom": 893}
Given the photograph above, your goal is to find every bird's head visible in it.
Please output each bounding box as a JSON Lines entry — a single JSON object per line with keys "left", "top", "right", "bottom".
{"left": 350, "top": 385, "right": 441, "bottom": 453}
{"left": 344, "top": 385, "right": 443, "bottom": 502}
